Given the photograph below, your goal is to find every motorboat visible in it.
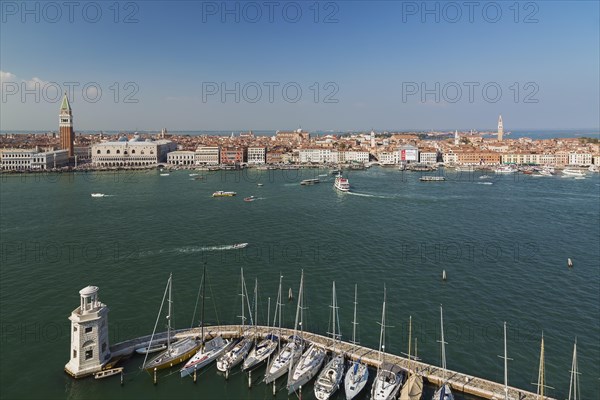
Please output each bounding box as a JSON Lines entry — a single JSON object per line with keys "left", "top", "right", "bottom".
{"left": 562, "top": 169, "right": 586, "bottom": 177}
{"left": 232, "top": 243, "right": 248, "bottom": 249}
{"left": 244, "top": 196, "right": 256, "bottom": 202}
{"left": 212, "top": 191, "right": 237, "bottom": 197}
{"left": 91, "top": 193, "right": 105, "bottom": 197}
{"left": 300, "top": 179, "right": 320, "bottom": 185}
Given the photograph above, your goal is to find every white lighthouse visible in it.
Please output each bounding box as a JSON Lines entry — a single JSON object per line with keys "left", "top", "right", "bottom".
{"left": 64, "top": 286, "right": 111, "bottom": 378}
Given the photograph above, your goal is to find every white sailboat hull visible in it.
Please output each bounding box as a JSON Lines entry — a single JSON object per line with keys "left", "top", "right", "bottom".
{"left": 180, "top": 336, "right": 230, "bottom": 377}
{"left": 314, "top": 354, "right": 345, "bottom": 400}
{"left": 216, "top": 337, "right": 253, "bottom": 372}
{"left": 399, "top": 373, "right": 423, "bottom": 400}
{"left": 344, "top": 361, "right": 369, "bottom": 400}
{"left": 242, "top": 336, "right": 278, "bottom": 371}
{"left": 287, "top": 344, "right": 326, "bottom": 394}
{"left": 264, "top": 338, "right": 303, "bottom": 384}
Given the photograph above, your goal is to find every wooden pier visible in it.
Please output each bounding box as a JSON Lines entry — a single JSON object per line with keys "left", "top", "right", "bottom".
{"left": 109, "top": 324, "right": 553, "bottom": 400}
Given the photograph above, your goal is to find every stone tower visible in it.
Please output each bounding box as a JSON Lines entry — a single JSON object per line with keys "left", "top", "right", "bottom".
{"left": 497, "top": 115, "right": 504, "bottom": 142}
{"left": 59, "top": 92, "right": 74, "bottom": 157}
{"left": 64, "top": 286, "right": 111, "bottom": 378}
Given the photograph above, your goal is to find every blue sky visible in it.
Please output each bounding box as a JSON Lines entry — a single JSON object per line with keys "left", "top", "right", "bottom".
{"left": 1, "top": 1, "right": 598, "bottom": 131}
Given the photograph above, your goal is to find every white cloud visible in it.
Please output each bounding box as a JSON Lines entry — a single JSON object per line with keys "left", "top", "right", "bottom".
{"left": 0, "top": 70, "right": 17, "bottom": 83}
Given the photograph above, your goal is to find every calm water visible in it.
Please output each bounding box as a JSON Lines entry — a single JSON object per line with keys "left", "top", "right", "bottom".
{"left": 1, "top": 168, "right": 598, "bottom": 400}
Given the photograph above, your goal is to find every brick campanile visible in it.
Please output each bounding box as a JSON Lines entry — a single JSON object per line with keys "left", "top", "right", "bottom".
{"left": 59, "top": 92, "right": 74, "bottom": 157}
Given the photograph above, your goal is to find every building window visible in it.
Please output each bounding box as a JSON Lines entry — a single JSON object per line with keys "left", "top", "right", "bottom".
{"left": 116, "top": 150, "right": 120, "bottom": 154}
{"left": 106, "top": 150, "right": 111, "bottom": 154}
{"left": 73, "top": 349, "right": 77, "bottom": 359}
{"left": 97, "top": 150, "right": 100, "bottom": 154}
{"left": 85, "top": 326, "right": 92, "bottom": 334}
{"left": 85, "top": 350, "right": 93, "bottom": 360}
{"left": 131, "top": 149, "right": 136, "bottom": 154}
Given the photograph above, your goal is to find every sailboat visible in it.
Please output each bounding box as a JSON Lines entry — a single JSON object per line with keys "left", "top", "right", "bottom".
{"left": 567, "top": 338, "right": 580, "bottom": 400}
{"left": 496, "top": 321, "right": 512, "bottom": 400}
{"left": 344, "top": 284, "right": 369, "bottom": 400}
{"left": 432, "top": 305, "right": 454, "bottom": 400}
{"left": 533, "top": 334, "right": 553, "bottom": 399}
{"left": 371, "top": 286, "right": 405, "bottom": 400}
{"left": 243, "top": 277, "right": 280, "bottom": 371}
{"left": 399, "top": 316, "right": 423, "bottom": 400}
{"left": 217, "top": 269, "right": 254, "bottom": 373}
{"left": 287, "top": 271, "right": 326, "bottom": 394}
{"left": 264, "top": 271, "right": 305, "bottom": 384}
{"left": 142, "top": 274, "right": 201, "bottom": 371}
{"left": 180, "top": 267, "right": 231, "bottom": 377}
{"left": 314, "top": 281, "right": 345, "bottom": 400}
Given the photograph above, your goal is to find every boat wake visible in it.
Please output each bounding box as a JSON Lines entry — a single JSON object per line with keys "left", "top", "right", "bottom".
{"left": 345, "top": 191, "right": 391, "bottom": 199}
{"left": 140, "top": 243, "right": 248, "bottom": 257}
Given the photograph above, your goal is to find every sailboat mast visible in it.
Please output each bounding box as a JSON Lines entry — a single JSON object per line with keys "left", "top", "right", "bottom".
{"left": 377, "top": 286, "right": 387, "bottom": 368}
{"left": 568, "top": 338, "right": 578, "bottom": 400}
{"left": 201, "top": 266, "right": 206, "bottom": 346}
{"left": 277, "top": 275, "right": 282, "bottom": 346}
{"left": 241, "top": 268, "right": 245, "bottom": 330}
{"left": 408, "top": 316, "right": 412, "bottom": 367}
{"left": 537, "top": 334, "right": 545, "bottom": 399}
{"left": 331, "top": 281, "right": 337, "bottom": 348}
{"left": 351, "top": 284, "right": 358, "bottom": 345}
{"left": 440, "top": 305, "right": 446, "bottom": 380}
{"left": 167, "top": 274, "right": 172, "bottom": 349}
{"left": 503, "top": 321, "right": 508, "bottom": 400}
{"left": 253, "top": 278, "right": 258, "bottom": 339}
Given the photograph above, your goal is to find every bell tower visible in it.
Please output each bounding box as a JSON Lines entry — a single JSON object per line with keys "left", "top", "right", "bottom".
{"left": 64, "top": 286, "right": 111, "bottom": 378}
{"left": 59, "top": 92, "right": 74, "bottom": 157}
{"left": 497, "top": 115, "right": 504, "bottom": 142}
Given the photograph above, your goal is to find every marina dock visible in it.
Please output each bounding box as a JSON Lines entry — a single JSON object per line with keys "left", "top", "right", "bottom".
{"left": 109, "top": 324, "right": 553, "bottom": 400}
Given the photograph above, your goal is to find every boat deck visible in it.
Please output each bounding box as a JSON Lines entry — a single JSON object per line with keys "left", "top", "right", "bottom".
{"left": 109, "top": 324, "right": 553, "bottom": 400}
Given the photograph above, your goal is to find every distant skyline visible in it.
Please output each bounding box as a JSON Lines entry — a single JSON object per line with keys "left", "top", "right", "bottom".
{"left": 1, "top": 1, "right": 599, "bottom": 131}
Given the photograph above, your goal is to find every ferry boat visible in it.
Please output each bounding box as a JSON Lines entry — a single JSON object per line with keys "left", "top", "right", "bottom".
{"left": 212, "top": 191, "right": 237, "bottom": 197}
{"left": 333, "top": 173, "right": 350, "bottom": 192}
{"left": 419, "top": 176, "right": 445, "bottom": 182}
{"left": 562, "top": 169, "right": 586, "bottom": 177}
{"left": 300, "top": 179, "right": 320, "bottom": 185}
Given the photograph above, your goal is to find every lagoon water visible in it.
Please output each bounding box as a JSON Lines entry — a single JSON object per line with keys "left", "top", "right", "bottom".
{"left": 0, "top": 168, "right": 598, "bottom": 399}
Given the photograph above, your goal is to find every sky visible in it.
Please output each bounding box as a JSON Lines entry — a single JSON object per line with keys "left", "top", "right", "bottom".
{"left": 1, "top": 0, "right": 599, "bottom": 132}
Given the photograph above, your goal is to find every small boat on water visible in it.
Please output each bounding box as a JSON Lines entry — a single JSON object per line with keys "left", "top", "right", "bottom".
{"left": 212, "top": 191, "right": 237, "bottom": 197}
{"left": 568, "top": 258, "right": 573, "bottom": 268}
{"left": 257, "top": 183, "right": 264, "bottom": 187}
{"left": 232, "top": 243, "right": 248, "bottom": 249}
{"left": 334, "top": 173, "right": 350, "bottom": 192}
{"left": 479, "top": 175, "right": 490, "bottom": 179}
{"left": 189, "top": 173, "right": 199, "bottom": 177}
{"left": 562, "top": 169, "right": 586, "bottom": 177}
{"left": 135, "top": 343, "right": 167, "bottom": 354}
{"left": 300, "top": 178, "right": 320, "bottom": 185}
{"left": 160, "top": 173, "right": 170, "bottom": 176}
{"left": 495, "top": 165, "right": 516, "bottom": 174}
{"left": 244, "top": 196, "right": 256, "bottom": 202}
{"left": 94, "top": 367, "right": 123, "bottom": 379}
{"left": 420, "top": 176, "right": 445, "bottom": 182}
{"left": 91, "top": 193, "right": 105, "bottom": 198}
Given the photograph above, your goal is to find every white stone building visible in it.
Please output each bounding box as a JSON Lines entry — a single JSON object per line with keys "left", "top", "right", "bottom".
{"left": 419, "top": 151, "right": 439, "bottom": 164}
{"left": 167, "top": 151, "right": 195, "bottom": 165}
{"left": 568, "top": 152, "right": 593, "bottom": 166}
{"left": 91, "top": 137, "right": 176, "bottom": 167}
{"left": 195, "top": 146, "right": 220, "bottom": 165}
{"left": 298, "top": 148, "right": 338, "bottom": 163}
{"left": 377, "top": 151, "right": 399, "bottom": 165}
{"left": 0, "top": 148, "right": 69, "bottom": 170}
{"left": 64, "top": 286, "right": 111, "bottom": 378}
{"left": 247, "top": 147, "right": 266, "bottom": 164}
{"left": 339, "top": 151, "right": 370, "bottom": 163}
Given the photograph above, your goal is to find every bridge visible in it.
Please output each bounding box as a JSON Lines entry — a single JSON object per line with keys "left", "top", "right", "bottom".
{"left": 109, "top": 324, "right": 553, "bottom": 400}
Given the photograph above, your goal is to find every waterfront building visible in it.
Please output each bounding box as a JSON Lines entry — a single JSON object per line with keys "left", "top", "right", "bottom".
{"left": 91, "top": 136, "right": 176, "bottom": 167}
{"left": 568, "top": 152, "right": 593, "bottom": 166}
{"left": 266, "top": 150, "right": 286, "bottom": 164}
{"left": 338, "top": 151, "right": 369, "bottom": 163}
{"left": 298, "top": 148, "right": 338, "bottom": 163}
{"left": 195, "top": 146, "right": 220, "bottom": 165}
{"left": 167, "top": 150, "right": 195, "bottom": 165}
{"left": 59, "top": 93, "right": 75, "bottom": 157}
{"left": 497, "top": 115, "right": 504, "bottom": 142}
{"left": 0, "top": 148, "right": 68, "bottom": 170}
{"left": 419, "top": 148, "right": 439, "bottom": 164}
{"left": 594, "top": 155, "right": 600, "bottom": 166}
{"left": 377, "top": 151, "right": 399, "bottom": 165}
{"left": 456, "top": 150, "right": 500, "bottom": 165}
{"left": 64, "top": 286, "right": 111, "bottom": 378}
{"left": 247, "top": 147, "right": 266, "bottom": 164}
{"left": 399, "top": 144, "right": 419, "bottom": 164}
{"left": 220, "top": 146, "right": 247, "bottom": 165}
